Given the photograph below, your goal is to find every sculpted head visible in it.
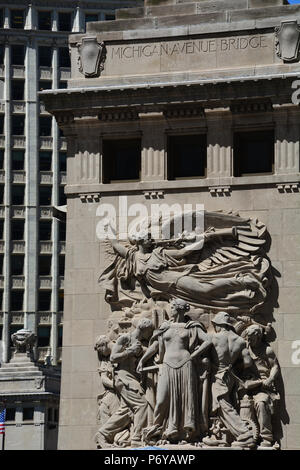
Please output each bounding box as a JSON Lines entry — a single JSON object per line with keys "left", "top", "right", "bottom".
{"left": 170, "top": 298, "right": 190, "bottom": 321}
{"left": 130, "top": 229, "right": 154, "bottom": 249}
{"left": 94, "top": 335, "right": 111, "bottom": 357}
{"left": 245, "top": 324, "right": 264, "bottom": 347}
{"left": 212, "top": 311, "right": 235, "bottom": 333}
{"left": 136, "top": 317, "right": 155, "bottom": 340}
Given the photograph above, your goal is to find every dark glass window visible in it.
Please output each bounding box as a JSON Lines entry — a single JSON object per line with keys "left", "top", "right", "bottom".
{"left": 54, "top": 408, "right": 59, "bottom": 423}
{"left": 85, "top": 13, "right": 98, "bottom": 24}
{"left": 58, "top": 255, "right": 65, "bottom": 277}
{"left": 11, "top": 80, "right": 25, "bottom": 100}
{"left": 0, "top": 322, "right": 2, "bottom": 336}
{"left": 58, "top": 48, "right": 70, "bottom": 68}
{"left": 0, "top": 9, "right": 3, "bottom": 29}
{"left": 37, "top": 325, "right": 51, "bottom": 347}
{"left": 38, "top": 46, "right": 52, "bottom": 67}
{"left": 11, "top": 45, "right": 25, "bottom": 65}
{"left": 39, "top": 186, "right": 52, "bottom": 206}
{"left": 0, "top": 150, "right": 3, "bottom": 169}
{"left": 0, "top": 254, "right": 3, "bottom": 274}
{"left": 58, "top": 290, "right": 64, "bottom": 312}
{"left": 0, "top": 184, "right": 4, "bottom": 204}
{"left": 59, "top": 186, "right": 66, "bottom": 206}
{"left": 103, "top": 139, "right": 141, "bottom": 183}
{"left": 38, "top": 11, "right": 52, "bottom": 30}
{"left": 234, "top": 130, "right": 274, "bottom": 176}
{"left": 58, "top": 12, "right": 72, "bottom": 31}
{"left": 59, "top": 152, "right": 66, "bottom": 171}
{"left": 6, "top": 408, "right": 16, "bottom": 421}
{"left": 12, "top": 150, "right": 25, "bottom": 170}
{"left": 58, "top": 222, "right": 66, "bottom": 241}
{"left": 0, "top": 45, "right": 4, "bottom": 65}
{"left": 11, "top": 185, "right": 25, "bottom": 205}
{"left": 39, "top": 255, "right": 52, "bottom": 275}
{"left": 0, "top": 115, "right": 4, "bottom": 134}
{"left": 38, "top": 291, "right": 51, "bottom": 311}
{"left": 12, "top": 115, "right": 25, "bottom": 135}
{"left": 11, "top": 9, "right": 25, "bottom": 29}
{"left": 11, "top": 255, "right": 24, "bottom": 275}
{"left": 10, "top": 291, "right": 23, "bottom": 311}
{"left": 168, "top": 134, "right": 207, "bottom": 180}
{"left": 39, "top": 151, "right": 52, "bottom": 171}
{"left": 58, "top": 325, "right": 63, "bottom": 347}
{"left": 58, "top": 81, "right": 67, "bottom": 89}
{"left": 39, "top": 221, "right": 52, "bottom": 240}
{"left": 48, "top": 408, "right": 53, "bottom": 422}
{"left": 105, "top": 14, "right": 115, "bottom": 21}
{"left": 39, "top": 81, "right": 52, "bottom": 92}
{"left": 23, "top": 408, "right": 34, "bottom": 421}
{"left": 0, "top": 221, "right": 4, "bottom": 239}
{"left": 11, "top": 220, "right": 25, "bottom": 240}
{"left": 39, "top": 116, "right": 52, "bottom": 136}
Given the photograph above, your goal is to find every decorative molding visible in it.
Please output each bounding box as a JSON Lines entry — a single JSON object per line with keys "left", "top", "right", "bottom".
{"left": 230, "top": 101, "right": 273, "bottom": 114}
{"left": 275, "top": 21, "right": 300, "bottom": 63}
{"left": 276, "top": 182, "right": 299, "bottom": 192}
{"left": 99, "top": 109, "right": 139, "bottom": 122}
{"left": 79, "top": 193, "right": 101, "bottom": 203}
{"left": 209, "top": 186, "right": 231, "bottom": 196}
{"left": 164, "top": 105, "right": 204, "bottom": 119}
{"left": 77, "top": 37, "right": 106, "bottom": 78}
{"left": 143, "top": 191, "right": 165, "bottom": 199}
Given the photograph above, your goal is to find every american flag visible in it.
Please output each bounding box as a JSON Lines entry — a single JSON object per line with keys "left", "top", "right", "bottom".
{"left": 0, "top": 409, "right": 6, "bottom": 435}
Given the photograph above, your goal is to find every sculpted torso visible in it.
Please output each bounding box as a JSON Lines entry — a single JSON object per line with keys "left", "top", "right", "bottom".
{"left": 163, "top": 323, "right": 190, "bottom": 365}
{"left": 210, "top": 330, "right": 246, "bottom": 369}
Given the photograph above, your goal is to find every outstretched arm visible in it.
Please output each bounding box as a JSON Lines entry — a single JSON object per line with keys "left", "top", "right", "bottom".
{"left": 110, "top": 238, "right": 129, "bottom": 258}
{"left": 137, "top": 340, "right": 159, "bottom": 373}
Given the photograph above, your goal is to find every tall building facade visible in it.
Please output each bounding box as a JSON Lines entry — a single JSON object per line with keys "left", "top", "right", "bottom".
{"left": 0, "top": 0, "right": 141, "bottom": 450}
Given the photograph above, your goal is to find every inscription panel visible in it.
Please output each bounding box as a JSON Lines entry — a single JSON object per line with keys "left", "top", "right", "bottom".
{"left": 103, "top": 33, "right": 274, "bottom": 77}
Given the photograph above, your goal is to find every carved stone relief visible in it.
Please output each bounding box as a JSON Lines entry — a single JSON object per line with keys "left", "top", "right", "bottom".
{"left": 275, "top": 21, "right": 300, "bottom": 62}
{"left": 95, "top": 211, "right": 283, "bottom": 449}
{"left": 77, "top": 37, "right": 107, "bottom": 78}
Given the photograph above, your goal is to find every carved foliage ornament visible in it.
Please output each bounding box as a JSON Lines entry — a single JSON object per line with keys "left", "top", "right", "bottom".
{"left": 77, "top": 37, "right": 106, "bottom": 78}
{"left": 275, "top": 21, "right": 300, "bottom": 62}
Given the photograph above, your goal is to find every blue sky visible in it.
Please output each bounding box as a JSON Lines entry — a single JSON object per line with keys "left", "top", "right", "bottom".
{"left": 288, "top": 0, "right": 300, "bottom": 4}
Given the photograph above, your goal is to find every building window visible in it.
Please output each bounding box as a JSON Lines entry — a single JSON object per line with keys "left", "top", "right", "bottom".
{"left": 11, "top": 220, "right": 25, "bottom": 240}
{"left": 39, "top": 186, "right": 52, "bottom": 206}
{"left": 58, "top": 47, "right": 71, "bottom": 68}
{"left": 23, "top": 408, "right": 34, "bottom": 421}
{"left": 37, "top": 325, "right": 51, "bottom": 347}
{"left": 0, "top": 221, "right": 4, "bottom": 239}
{"left": 85, "top": 13, "right": 98, "bottom": 24}
{"left": 6, "top": 408, "right": 16, "bottom": 422}
{"left": 105, "top": 14, "right": 115, "bottom": 21}
{"left": 38, "top": 46, "right": 52, "bottom": 67}
{"left": 0, "top": 45, "right": 4, "bottom": 65}
{"left": 39, "top": 221, "right": 52, "bottom": 240}
{"left": 39, "top": 81, "right": 52, "bottom": 92}
{"left": 0, "top": 9, "right": 3, "bottom": 29}
{"left": 0, "top": 184, "right": 4, "bottom": 204}
{"left": 12, "top": 115, "right": 25, "bottom": 135}
{"left": 11, "top": 80, "right": 25, "bottom": 101}
{"left": 234, "top": 130, "right": 274, "bottom": 176}
{"left": 58, "top": 12, "right": 72, "bottom": 31}
{"left": 58, "top": 81, "right": 67, "bottom": 89}
{"left": 0, "top": 116, "right": 4, "bottom": 135}
{"left": 39, "top": 151, "right": 52, "bottom": 171}
{"left": 38, "top": 291, "right": 51, "bottom": 311}
{"left": 59, "top": 152, "right": 66, "bottom": 171}
{"left": 0, "top": 254, "right": 3, "bottom": 274}
{"left": 10, "top": 291, "right": 23, "bottom": 311}
{"left": 39, "top": 116, "right": 52, "bottom": 136}
{"left": 0, "top": 150, "right": 3, "bottom": 169}
{"left": 167, "top": 134, "right": 207, "bottom": 180}
{"left": 59, "top": 186, "right": 66, "bottom": 206}
{"left": 58, "top": 325, "right": 63, "bottom": 347}
{"left": 11, "top": 45, "right": 25, "bottom": 66}
{"left": 11, "top": 9, "right": 25, "bottom": 29}
{"left": 103, "top": 139, "right": 141, "bottom": 183}
{"left": 58, "top": 291, "right": 64, "bottom": 312}
{"left": 11, "top": 185, "right": 25, "bottom": 205}
{"left": 58, "top": 222, "right": 66, "bottom": 241}
{"left": 59, "top": 255, "right": 65, "bottom": 277}
{"left": 54, "top": 408, "right": 59, "bottom": 423}
{"left": 12, "top": 150, "right": 25, "bottom": 170}
{"left": 11, "top": 255, "right": 24, "bottom": 275}
{"left": 38, "top": 11, "right": 52, "bottom": 30}
{"left": 39, "top": 255, "right": 52, "bottom": 275}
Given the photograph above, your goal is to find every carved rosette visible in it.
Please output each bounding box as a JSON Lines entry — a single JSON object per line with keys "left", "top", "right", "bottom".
{"left": 77, "top": 37, "right": 107, "bottom": 78}
{"left": 275, "top": 21, "right": 300, "bottom": 62}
